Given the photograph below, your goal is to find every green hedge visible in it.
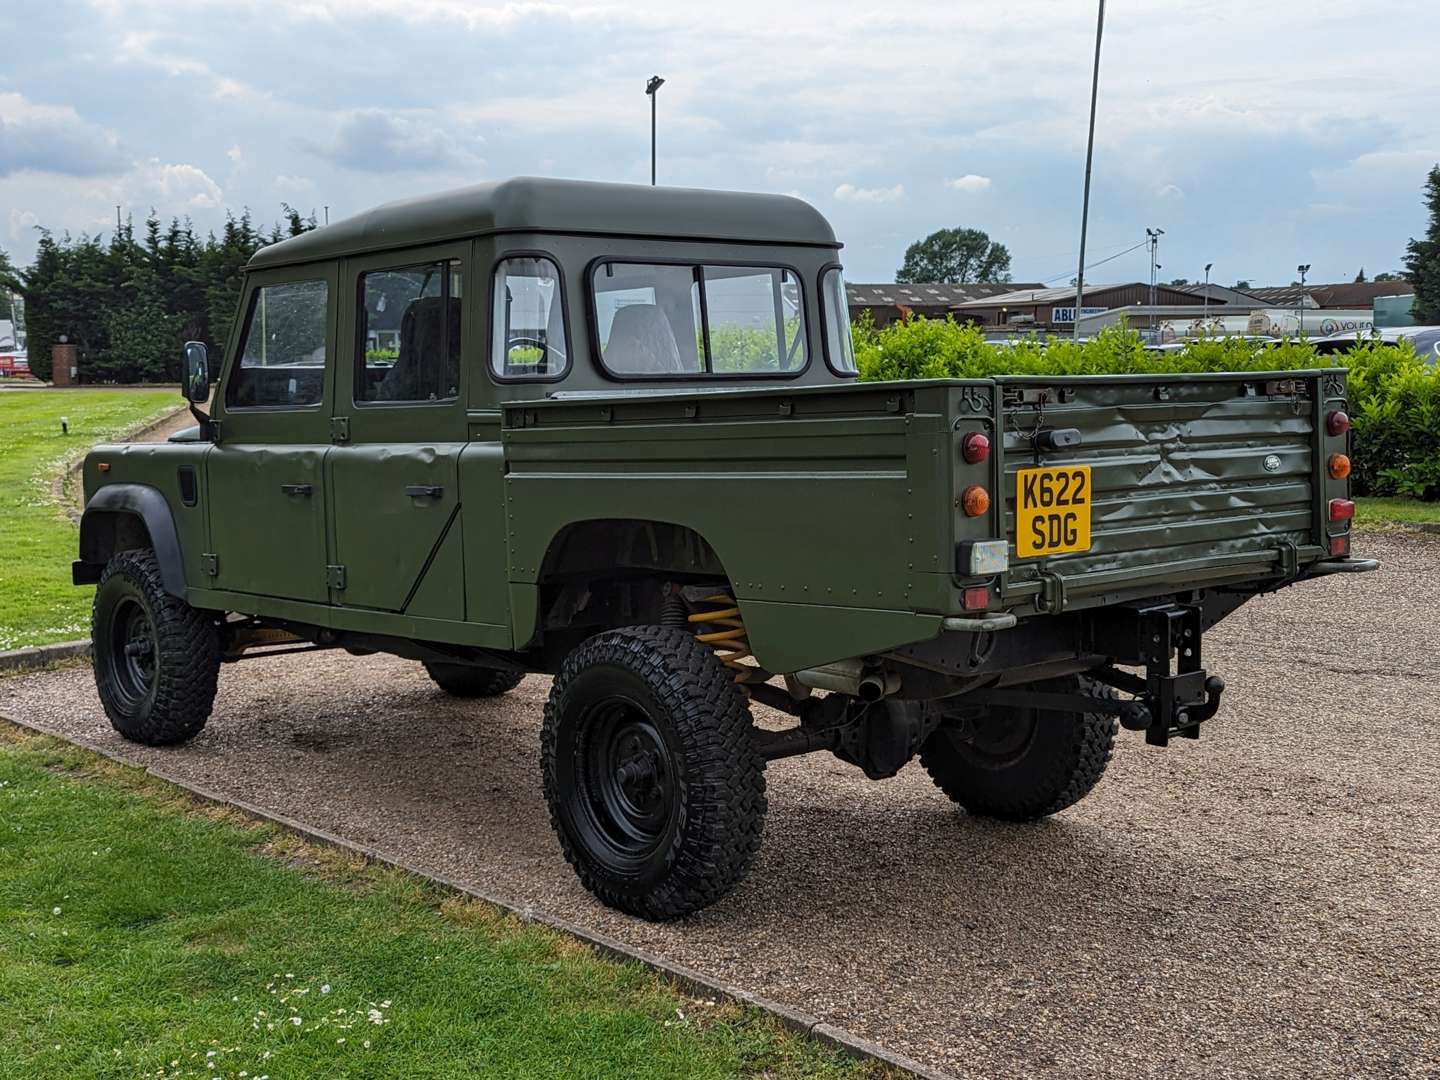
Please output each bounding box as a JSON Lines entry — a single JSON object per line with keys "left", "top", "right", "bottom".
{"left": 852, "top": 317, "right": 1440, "bottom": 500}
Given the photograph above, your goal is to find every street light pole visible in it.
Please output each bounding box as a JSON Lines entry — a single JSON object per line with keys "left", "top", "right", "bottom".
{"left": 1072, "top": 0, "right": 1106, "bottom": 340}
{"left": 646, "top": 75, "right": 665, "bottom": 186}
{"left": 1296, "top": 263, "right": 1311, "bottom": 338}
{"left": 1203, "top": 261, "right": 1213, "bottom": 330}
{"left": 1146, "top": 227, "right": 1164, "bottom": 337}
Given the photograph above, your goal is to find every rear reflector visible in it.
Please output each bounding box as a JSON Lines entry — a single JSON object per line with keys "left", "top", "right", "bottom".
{"left": 1326, "top": 410, "right": 1351, "bottom": 437}
{"left": 962, "top": 586, "right": 990, "bottom": 611}
{"left": 1327, "top": 453, "right": 1352, "bottom": 480}
{"left": 1329, "top": 534, "right": 1351, "bottom": 557}
{"left": 960, "top": 485, "right": 991, "bottom": 517}
{"left": 961, "top": 432, "right": 991, "bottom": 464}
{"left": 1329, "top": 499, "right": 1355, "bottom": 522}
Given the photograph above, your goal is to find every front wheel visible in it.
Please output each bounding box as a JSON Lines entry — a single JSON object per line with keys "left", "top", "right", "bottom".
{"left": 91, "top": 549, "right": 221, "bottom": 746}
{"left": 541, "top": 625, "right": 767, "bottom": 920}
{"left": 920, "top": 675, "right": 1117, "bottom": 821}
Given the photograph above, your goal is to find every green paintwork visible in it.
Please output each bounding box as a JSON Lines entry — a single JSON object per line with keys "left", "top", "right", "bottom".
{"left": 77, "top": 179, "right": 1355, "bottom": 679}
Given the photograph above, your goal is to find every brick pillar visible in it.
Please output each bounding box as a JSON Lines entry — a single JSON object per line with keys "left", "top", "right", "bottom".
{"left": 51, "top": 343, "right": 78, "bottom": 386}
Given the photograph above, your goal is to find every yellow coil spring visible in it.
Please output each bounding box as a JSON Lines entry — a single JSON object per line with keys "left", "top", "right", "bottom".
{"left": 688, "top": 593, "right": 755, "bottom": 682}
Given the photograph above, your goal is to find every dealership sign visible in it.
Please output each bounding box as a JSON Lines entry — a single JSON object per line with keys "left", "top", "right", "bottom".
{"left": 1052, "top": 306, "right": 1109, "bottom": 323}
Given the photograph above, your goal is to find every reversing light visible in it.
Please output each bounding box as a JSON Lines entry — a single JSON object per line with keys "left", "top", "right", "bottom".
{"left": 1327, "top": 453, "right": 1351, "bottom": 480}
{"left": 966, "top": 539, "right": 1009, "bottom": 575}
{"left": 1326, "top": 410, "right": 1351, "bottom": 437}
{"left": 960, "top": 485, "right": 991, "bottom": 517}
{"left": 1329, "top": 534, "right": 1351, "bottom": 557}
{"left": 962, "top": 586, "right": 990, "bottom": 611}
{"left": 961, "top": 432, "right": 991, "bottom": 464}
{"left": 1328, "top": 499, "right": 1355, "bottom": 522}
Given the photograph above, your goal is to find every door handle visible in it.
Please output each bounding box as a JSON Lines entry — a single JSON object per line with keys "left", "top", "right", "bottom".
{"left": 404, "top": 484, "right": 444, "bottom": 499}
{"left": 280, "top": 483, "right": 314, "bottom": 497}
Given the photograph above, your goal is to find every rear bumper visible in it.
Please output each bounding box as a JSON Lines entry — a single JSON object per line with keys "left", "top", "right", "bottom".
{"left": 1301, "top": 557, "right": 1380, "bottom": 578}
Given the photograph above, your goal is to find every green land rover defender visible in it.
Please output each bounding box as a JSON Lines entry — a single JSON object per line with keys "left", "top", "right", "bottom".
{"left": 74, "top": 178, "right": 1375, "bottom": 919}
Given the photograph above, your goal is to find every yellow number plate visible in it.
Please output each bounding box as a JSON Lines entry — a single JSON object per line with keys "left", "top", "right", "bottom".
{"left": 1016, "top": 465, "right": 1092, "bottom": 558}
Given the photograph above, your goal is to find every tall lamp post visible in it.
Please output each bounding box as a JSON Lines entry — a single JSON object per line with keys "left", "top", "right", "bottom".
{"left": 1146, "top": 227, "right": 1164, "bottom": 337}
{"left": 646, "top": 75, "right": 665, "bottom": 186}
{"left": 1072, "top": 0, "right": 1106, "bottom": 339}
{"left": 1203, "top": 261, "right": 1213, "bottom": 330}
{"left": 1296, "top": 263, "right": 1311, "bottom": 338}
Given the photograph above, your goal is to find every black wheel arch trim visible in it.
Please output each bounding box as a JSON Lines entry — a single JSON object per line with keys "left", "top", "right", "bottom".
{"left": 77, "top": 484, "right": 188, "bottom": 598}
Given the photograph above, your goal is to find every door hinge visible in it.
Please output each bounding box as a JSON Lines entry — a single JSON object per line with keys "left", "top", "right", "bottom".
{"left": 330, "top": 416, "right": 350, "bottom": 443}
{"left": 327, "top": 564, "right": 347, "bottom": 591}
{"left": 201, "top": 553, "right": 219, "bottom": 577}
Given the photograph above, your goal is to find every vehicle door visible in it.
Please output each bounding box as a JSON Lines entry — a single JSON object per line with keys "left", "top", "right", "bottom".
{"left": 205, "top": 266, "right": 337, "bottom": 603}
{"left": 328, "top": 246, "right": 470, "bottom": 618}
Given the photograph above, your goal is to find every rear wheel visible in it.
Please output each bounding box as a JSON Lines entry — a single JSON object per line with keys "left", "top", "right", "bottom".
{"left": 541, "top": 625, "right": 766, "bottom": 920}
{"left": 920, "top": 675, "right": 1117, "bottom": 821}
{"left": 423, "top": 661, "right": 524, "bottom": 698}
{"left": 92, "top": 549, "right": 221, "bottom": 746}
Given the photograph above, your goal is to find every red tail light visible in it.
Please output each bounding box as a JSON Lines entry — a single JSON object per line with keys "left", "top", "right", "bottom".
{"left": 1329, "top": 534, "right": 1351, "bottom": 557}
{"left": 1326, "top": 410, "right": 1350, "bottom": 436}
{"left": 961, "top": 432, "right": 991, "bottom": 464}
{"left": 1328, "top": 499, "right": 1355, "bottom": 522}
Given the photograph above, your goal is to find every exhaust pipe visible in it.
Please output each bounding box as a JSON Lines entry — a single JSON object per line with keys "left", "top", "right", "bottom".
{"left": 793, "top": 659, "right": 899, "bottom": 701}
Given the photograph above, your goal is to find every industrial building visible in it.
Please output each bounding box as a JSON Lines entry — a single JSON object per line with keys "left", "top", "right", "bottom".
{"left": 845, "top": 282, "right": 1039, "bottom": 328}
{"left": 951, "top": 283, "right": 1205, "bottom": 333}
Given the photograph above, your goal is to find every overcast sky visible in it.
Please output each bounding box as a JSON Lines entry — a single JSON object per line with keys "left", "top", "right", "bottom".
{"left": 2, "top": 0, "right": 1437, "bottom": 287}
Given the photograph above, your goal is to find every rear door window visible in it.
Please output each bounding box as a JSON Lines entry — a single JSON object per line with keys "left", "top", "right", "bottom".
{"left": 356, "top": 260, "right": 462, "bottom": 403}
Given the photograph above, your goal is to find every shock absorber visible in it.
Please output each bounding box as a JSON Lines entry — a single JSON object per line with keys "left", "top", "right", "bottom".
{"left": 687, "top": 593, "right": 755, "bottom": 682}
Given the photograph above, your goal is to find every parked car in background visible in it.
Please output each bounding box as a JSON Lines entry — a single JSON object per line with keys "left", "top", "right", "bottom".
{"left": 1314, "top": 326, "right": 1440, "bottom": 363}
{"left": 0, "top": 349, "right": 29, "bottom": 377}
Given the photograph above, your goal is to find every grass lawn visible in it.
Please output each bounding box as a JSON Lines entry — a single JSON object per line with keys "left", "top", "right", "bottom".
{"left": 0, "top": 389, "right": 178, "bottom": 651}
{"left": 1354, "top": 496, "right": 1440, "bottom": 528}
{"left": 0, "top": 726, "right": 884, "bottom": 1080}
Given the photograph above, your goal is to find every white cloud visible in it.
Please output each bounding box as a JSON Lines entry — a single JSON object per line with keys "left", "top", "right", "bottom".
{"left": 945, "top": 174, "right": 992, "bottom": 193}
{"left": 226, "top": 144, "right": 243, "bottom": 164}
{"left": 8, "top": 208, "right": 39, "bottom": 244}
{"left": 127, "top": 159, "right": 224, "bottom": 209}
{"left": 306, "top": 110, "right": 485, "bottom": 174}
{"left": 834, "top": 182, "right": 903, "bottom": 204}
{"left": 273, "top": 174, "right": 315, "bottom": 194}
{"left": 1158, "top": 183, "right": 1185, "bottom": 200}
{"left": 0, "top": 92, "right": 128, "bottom": 178}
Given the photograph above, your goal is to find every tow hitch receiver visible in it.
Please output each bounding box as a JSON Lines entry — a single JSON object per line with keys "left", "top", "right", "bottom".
{"left": 1087, "top": 601, "right": 1226, "bottom": 746}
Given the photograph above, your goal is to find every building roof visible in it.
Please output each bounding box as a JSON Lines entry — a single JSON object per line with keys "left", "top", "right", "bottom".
{"left": 952, "top": 283, "right": 1138, "bottom": 307}
{"left": 248, "top": 177, "right": 839, "bottom": 270}
{"left": 845, "top": 282, "right": 1037, "bottom": 307}
{"left": 1171, "top": 283, "right": 1265, "bottom": 305}
{"left": 1244, "top": 281, "right": 1414, "bottom": 308}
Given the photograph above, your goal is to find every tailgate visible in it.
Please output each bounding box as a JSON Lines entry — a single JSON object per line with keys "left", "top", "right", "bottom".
{"left": 994, "top": 371, "right": 1340, "bottom": 610}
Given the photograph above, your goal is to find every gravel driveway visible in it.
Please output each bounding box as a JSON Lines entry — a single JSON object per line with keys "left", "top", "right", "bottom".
{"left": 4, "top": 528, "right": 1438, "bottom": 1079}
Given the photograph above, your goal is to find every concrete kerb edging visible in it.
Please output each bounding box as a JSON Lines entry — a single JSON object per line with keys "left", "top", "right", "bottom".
{"left": 0, "top": 639, "right": 91, "bottom": 674}
{"left": 0, "top": 709, "right": 950, "bottom": 1080}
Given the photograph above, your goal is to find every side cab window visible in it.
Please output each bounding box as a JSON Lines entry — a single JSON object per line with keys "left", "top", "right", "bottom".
{"left": 226, "top": 278, "right": 330, "bottom": 408}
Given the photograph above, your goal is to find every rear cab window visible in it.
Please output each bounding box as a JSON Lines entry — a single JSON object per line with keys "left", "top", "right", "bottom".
{"left": 591, "top": 261, "right": 806, "bottom": 378}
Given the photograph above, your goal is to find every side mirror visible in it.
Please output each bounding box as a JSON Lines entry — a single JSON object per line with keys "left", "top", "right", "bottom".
{"left": 183, "top": 341, "right": 210, "bottom": 404}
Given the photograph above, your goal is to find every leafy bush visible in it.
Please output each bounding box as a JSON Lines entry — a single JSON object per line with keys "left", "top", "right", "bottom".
{"left": 853, "top": 316, "right": 1440, "bottom": 501}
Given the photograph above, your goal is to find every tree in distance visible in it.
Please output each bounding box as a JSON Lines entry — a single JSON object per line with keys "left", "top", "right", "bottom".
{"left": 1404, "top": 164, "right": 1440, "bottom": 322}
{"left": 896, "top": 227, "right": 1011, "bottom": 284}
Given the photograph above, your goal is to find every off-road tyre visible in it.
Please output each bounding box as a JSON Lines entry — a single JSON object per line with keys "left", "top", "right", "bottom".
{"left": 423, "top": 661, "right": 524, "bottom": 698}
{"left": 920, "top": 674, "right": 1117, "bottom": 821}
{"left": 541, "top": 625, "right": 766, "bottom": 921}
{"left": 91, "top": 549, "right": 221, "bottom": 746}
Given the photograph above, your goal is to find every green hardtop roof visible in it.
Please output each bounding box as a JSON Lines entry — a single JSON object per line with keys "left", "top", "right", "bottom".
{"left": 247, "top": 176, "right": 839, "bottom": 270}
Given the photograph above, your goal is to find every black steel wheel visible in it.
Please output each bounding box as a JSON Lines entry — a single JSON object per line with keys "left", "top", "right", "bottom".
{"left": 422, "top": 661, "right": 524, "bottom": 698}
{"left": 92, "top": 549, "right": 221, "bottom": 746}
{"left": 541, "top": 625, "right": 766, "bottom": 920}
{"left": 920, "top": 675, "right": 1117, "bottom": 821}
